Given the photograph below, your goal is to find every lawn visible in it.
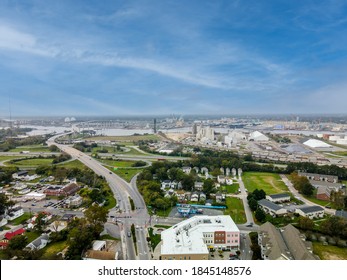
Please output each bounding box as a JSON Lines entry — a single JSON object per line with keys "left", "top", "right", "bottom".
{"left": 6, "top": 157, "right": 54, "bottom": 167}
{"left": 98, "top": 159, "right": 137, "bottom": 168}
{"left": 25, "top": 231, "right": 41, "bottom": 243}
{"left": 110, "top": 168, "right": 142, "bottom": 182}
{"left": 0, "top": 156, "right": 30, "bottom": 162}
{"left": 9, "top": 145, "right": 51, "bottom": 153}
{"left": 155, "top": 207, "right": 173, "bottom": 217}
{"left": 224, "top": 197, "right": 247, "bottom": 224}
{"left": 222, "top": 184, "right": 239, "bottom": 194}
{"left": 148, "top": 227, "right": 162, "bottom": 250}
{"left": 10, "top": 213, "right": 31, "bottom": 226}
{"left": 242, "top": 172, "right": 288, "bottom": 194}
{"left": 303, "top": 194, "right": 334, "bottom": 208}
{"left": 331, "top": 151, "right": 347, "bottom": 156}
{"left": 40, "top": 241, "right": 67, "bottom": 260}
{"left": 100, "top": 234, "right": 119, "bottom": 241}
{"left": 313, "top": 242, "right": 347, "bottom": 260}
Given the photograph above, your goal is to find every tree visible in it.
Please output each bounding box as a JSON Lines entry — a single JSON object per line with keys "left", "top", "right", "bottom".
{"left": 320, "top": 216, "right": 347, "bottom": 237}
{"left": 252, "top": 189, "right": 266, "bottom": 201}
{"left": 248, "top": 198, "right": 258, "bottom": 211}
{"left": 0, "top": 193, "right": 11, "bottom": 215}
{"left": 7, "top": 235, "right": 27, "bottom": 250}
{"left": 84, "top": 204, "right": 108, "bottom": 233}
{"left": 297, "top": 216, "right": 314, "bottom": 231}
{"left": 203, "top": 178, "right": 214, "bottom": 196}
{"left": 181, "top": 174, "right": 195, "bottom": 191}
{"left": 35, "top": 212, "right": 47, "bottom": 233}
{"left": 301, "top": 180, "right": 314, "bottom": 196}
{"left": 330, "top": 190, "right": 345, "bottom": 209}
{"left": 255, "top": 208, "right": 266, "bottom": 222}
{"left": 66, "top": 219, "right": 95, "bottom": 259}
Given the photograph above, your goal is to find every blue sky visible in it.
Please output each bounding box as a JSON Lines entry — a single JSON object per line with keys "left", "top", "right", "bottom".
{"left": 1, "top": 0, "right": 347, "bottom": 116}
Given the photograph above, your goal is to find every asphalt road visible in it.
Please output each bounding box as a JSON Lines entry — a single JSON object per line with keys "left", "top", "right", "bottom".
{"left": 47, "top": 134, "right": 150, "bottom": 260}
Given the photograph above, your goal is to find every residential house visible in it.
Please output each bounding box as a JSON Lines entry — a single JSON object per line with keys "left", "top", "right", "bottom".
{"left": 316, "top": 187, "right": 331, "bottom": 201}
{"left": 182, "top": 167, "right": 192, "bottom": 174}
{"left": 199, "top": 192, "right": 206, "bottom": 201}
{"left": 48, "top": 220, "right": 68, "bottom": 232}
{"left": 201, "top": 167, "right": 209, "bottom": 175}
{"left": 191, "top": 192, "right": 199, "bottom": 202}
{"left": 161, "top": 180, "right": 172, "bottom": 189}
{"left": 258, "top": 199, "right": 287, "bottom": 217}
{"left": 64, "top": 194, "right": 83, "bottom": 208}
{"left": 26, "top": 234, "right": 49, "bottom": 250}
{"left": 12, "top": 171, "right": 28, "bottom": 180}
{"left": 217, "top": 175, "right": 226, "bottom": 184}
{"left": 266, "top": 193, "right": 291, "bottom": 203}
{"left": 194, "top": 182, "right": 203, "bottom": 191}
{"left": 335, "top": 210, "right": 347, "bottom": 220}
{"left": 231, "top": 168, "right": 237, "bottom": 177}
{"left": 83, "top": 240, "right": 117, "bottom": 260}
{"left": 193, "top": 167, "right": 200, "bottom": 173}
{"left": 225, "top": 168, "right": 230, "bottom": 176}
{"left": 220, "top": 167, "right": 225, "bottom": 175}
{"left": 0, "top": 216, "right": 8, "bottom": 227}
{"left": 5, "top": 228, "right": 25, "bottom": 240}
{"left": 215, "top": 192, "right": 225, "bottom": 203}
{"left": 298, "top": 172, "right": 338, "bottom": 183}
{"left": 6, "top": 206, "right": 24, "bottom": 221}
{"left": 258, "top": 222, "right": 318, "bottom": 260}
{"left": 176, "top": 191, "right": 186, "bottom": 203}
{"left": 295, "top": 206, "right": 324, "bottom": 219}
{"left": 225, "top": 178, "right": 233, "bottom": 185}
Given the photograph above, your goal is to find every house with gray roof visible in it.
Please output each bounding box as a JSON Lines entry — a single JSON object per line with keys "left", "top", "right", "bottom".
{"left": 258, "top": 222, "right": 318, "bottom": 260}
{"left": 258, "top": 199, "right": 287, "bottom": 217}
{"left": 295, "top": 206, "right": 324, "bottom": 219}
{"left": 26, "top": 234, "right": 49, "bottom": 251}
{"left": 335, "top": 210, "right": 347, "bottom": 220}
{"left": 266, "top": 193, "right": 290, "bottom": 203}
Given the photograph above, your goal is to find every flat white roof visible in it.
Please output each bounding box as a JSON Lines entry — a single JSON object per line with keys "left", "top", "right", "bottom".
{"left": 26, "top": 192, "right": 46, "bottom": 197}
{"left": 303, "top": 139, "right": 331, "bottom": 148}
{"left": 161, "top": 215, "right": 239, "bottom": 255}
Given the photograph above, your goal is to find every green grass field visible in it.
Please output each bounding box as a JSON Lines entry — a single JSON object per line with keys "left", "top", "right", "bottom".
{"left": 9, "top": 145, "right": 51, "bottom": 153}
{"left": 10, "top": 213, "right": 31, "bottom": 226}
{"left": 6, "top": 157, "right": 54, "bottom": 167}
{"left": 242, "top": 172, "right": 288, "bottom": 194}
{"left": 222, "top": 184, "right": 239, "bottom": 194}
{"left": 148, "top": 227, "right": 162, "bottom": 250}
{"left": 0, "top": 156, "right": 30, "bottom": 162}
{"left": 107, "top": 167, "right": 141, "bottom": 182}
{"left": 25, "top": 231, "right": 41, "bottom": 244}
{"left": 313, "top": 242, "right": 347, "bottom": 260}
{"left": 224, "top": 197, "right": 247, "bottom": 224}
{"left": 98, "top": 159, "right": 137, "bottom": 168}
{"left": 40, "top": 241, "right": 67, "bottom": 259}
{"left": 303, "top": 194, "right": 334, "bottom": 208}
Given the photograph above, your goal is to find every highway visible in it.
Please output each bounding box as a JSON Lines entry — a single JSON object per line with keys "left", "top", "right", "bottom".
{"left": 46, "top": 134, "right": 150, "bottom": 260}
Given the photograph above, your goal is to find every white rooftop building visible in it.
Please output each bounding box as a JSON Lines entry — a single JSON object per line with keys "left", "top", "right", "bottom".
{"left": 249, "top": 131, "right": 269, "bottom": 142}
{"left": 160, "top": 215, "right": 240, "bottom": 260}
{"left": 303, "top": 139, "right": 332, "bottom": 148}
